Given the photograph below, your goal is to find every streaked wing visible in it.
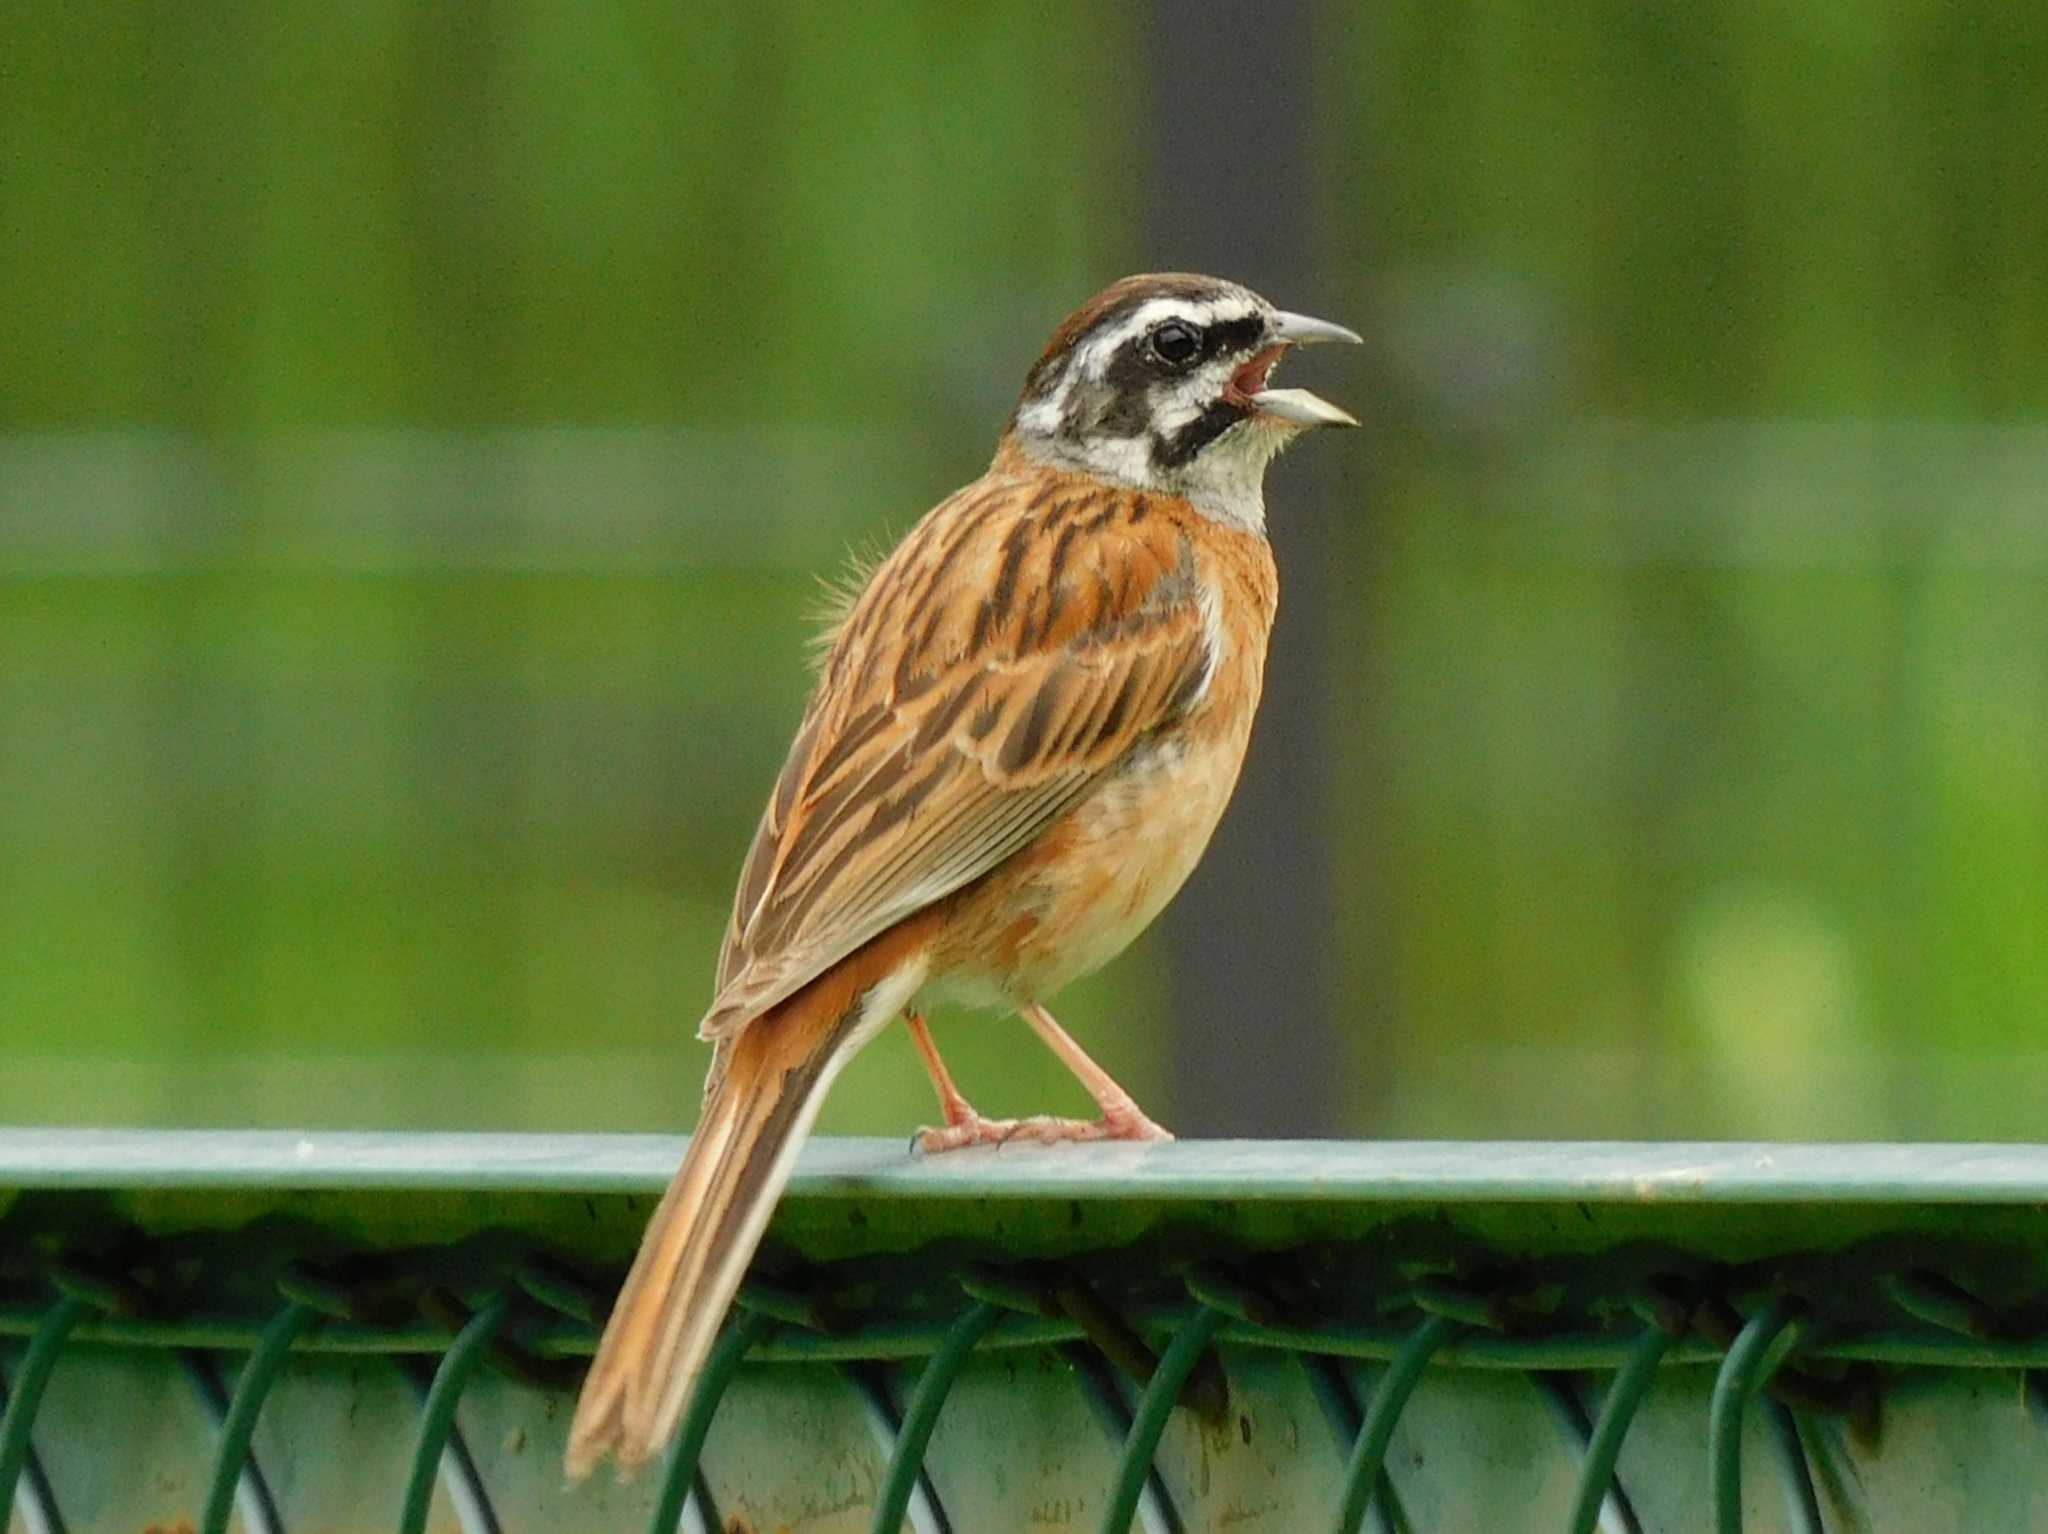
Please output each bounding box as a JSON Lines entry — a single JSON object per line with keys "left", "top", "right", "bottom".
{"left": 699, "top": 472, "right": 1212, "bottom": 1037}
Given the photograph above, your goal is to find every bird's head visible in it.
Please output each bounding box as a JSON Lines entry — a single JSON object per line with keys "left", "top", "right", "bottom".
{"left": 1005, "top": 272, "right": 1361, "bottom": 524}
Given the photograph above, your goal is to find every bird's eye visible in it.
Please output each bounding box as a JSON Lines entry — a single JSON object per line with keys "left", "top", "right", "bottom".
{"left": 1148, "top": 320, "right": 1200, "bottom": 367}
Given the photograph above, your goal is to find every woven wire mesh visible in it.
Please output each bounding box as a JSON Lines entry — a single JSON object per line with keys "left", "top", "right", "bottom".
{"left": 6, "top": 1134, "right": 2048, "bottom": 1532}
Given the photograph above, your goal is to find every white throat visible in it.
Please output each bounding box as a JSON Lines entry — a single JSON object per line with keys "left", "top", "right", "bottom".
{"left": 1011, "top": 415, "right": 1295, "bottom": 535}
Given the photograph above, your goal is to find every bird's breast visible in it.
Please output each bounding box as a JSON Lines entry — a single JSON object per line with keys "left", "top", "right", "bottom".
{"left": 930, "top": 540, "right": 1274, "bottom": 1007}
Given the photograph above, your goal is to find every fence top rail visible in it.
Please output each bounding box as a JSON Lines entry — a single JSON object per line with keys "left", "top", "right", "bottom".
{"left": 3, "top": 1130, "right": 2048, "bottom": 1205}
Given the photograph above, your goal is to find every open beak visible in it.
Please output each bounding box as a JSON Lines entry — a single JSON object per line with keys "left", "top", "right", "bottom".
{"left": 1242, "top": 308, "right": 1364, "bottom": 429}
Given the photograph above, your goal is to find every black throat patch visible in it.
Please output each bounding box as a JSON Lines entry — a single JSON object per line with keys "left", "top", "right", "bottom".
{"left": 1150, "top": 399, "right": 1248, "bottom": 470}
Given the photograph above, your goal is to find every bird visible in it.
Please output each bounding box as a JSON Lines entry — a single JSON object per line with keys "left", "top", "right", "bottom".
{"left": 566, "top": 271, "right": 1361, "bottom": 1480}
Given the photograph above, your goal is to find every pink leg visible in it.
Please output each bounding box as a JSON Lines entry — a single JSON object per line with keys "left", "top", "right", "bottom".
{"left": 1006, "top": 1003, "right": 1173, "bottom": 1144}
{"left": 907, "top": 1005, "right": 1173, "bottom": 1152}
{"left": 905, "top": 1012, "right": 1026, "bottom": 1154}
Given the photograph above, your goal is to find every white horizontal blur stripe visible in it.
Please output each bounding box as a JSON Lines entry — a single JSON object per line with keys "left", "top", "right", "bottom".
{"left": 1518, "top": 418, "right": 2048, "bottom": 570}
{"left": 0, "top": 419, "right": 2043, "bottom": 575}
{"left": 0, "top": 425, "right": 945, "bottom": 577}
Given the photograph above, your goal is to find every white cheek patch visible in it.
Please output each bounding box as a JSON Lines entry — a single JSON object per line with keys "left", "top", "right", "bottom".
{"left": 1146, "top": 361, "right": 1238, "bottom": 436}
{"left": 1073, "top": 434, "right": 1154, "bottom": 489}
{"left": 1015, "top": 390, "right": 1065, "bottom": 438}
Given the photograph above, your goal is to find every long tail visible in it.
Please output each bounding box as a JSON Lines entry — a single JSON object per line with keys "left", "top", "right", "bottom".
{"left": 566, "top": 934, "right": 931, "bottom": 1480}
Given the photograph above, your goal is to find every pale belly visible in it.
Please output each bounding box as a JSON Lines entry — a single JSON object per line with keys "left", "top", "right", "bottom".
{"left": 929, "top": 726, "right": 1249, "bottom": 1009}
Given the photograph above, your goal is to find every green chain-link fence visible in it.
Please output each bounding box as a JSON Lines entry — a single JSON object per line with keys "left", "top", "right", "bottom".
{"left": 6, "top": 1133, "right": 2048, "bottom": 1532}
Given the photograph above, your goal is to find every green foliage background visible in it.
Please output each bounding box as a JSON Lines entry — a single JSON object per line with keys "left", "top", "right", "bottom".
{"left": 3, "top": 5, "right": 2045, "bottom": 1138}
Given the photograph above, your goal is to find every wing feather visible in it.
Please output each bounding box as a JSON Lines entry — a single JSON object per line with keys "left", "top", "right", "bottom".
{"left": 700, "top": 473, "right": 1211, "bottom": 1037}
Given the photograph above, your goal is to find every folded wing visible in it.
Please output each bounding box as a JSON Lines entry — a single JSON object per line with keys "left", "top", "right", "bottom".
{"left": 701, "top": 476, "right": 1213, "bottom": 1038}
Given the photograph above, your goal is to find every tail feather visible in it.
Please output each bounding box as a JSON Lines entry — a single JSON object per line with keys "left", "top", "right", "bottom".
{"left": 566, "top": 935, "right": 931, "bottom": 1480}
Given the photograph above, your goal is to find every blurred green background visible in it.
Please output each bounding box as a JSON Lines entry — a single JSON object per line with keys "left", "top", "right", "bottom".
{"left": 3, "top": 5, "right": 2045, "bottom": 1140}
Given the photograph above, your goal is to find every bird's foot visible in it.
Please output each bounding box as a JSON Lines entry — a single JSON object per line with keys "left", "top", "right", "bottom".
{"left": 914, "top": 1106, "right": 1173, "bottom": 1153}
{"left": 914, "top": 1112, "right": 1024, "bottom": 1154}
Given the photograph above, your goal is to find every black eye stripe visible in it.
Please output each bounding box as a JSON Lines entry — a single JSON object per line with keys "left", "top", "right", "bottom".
{"left": 1205, "top": 315, "right": 1266, "bottom": 356}
{"left": 1133, "top": 312, "right": 1266, "bottom": 369}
